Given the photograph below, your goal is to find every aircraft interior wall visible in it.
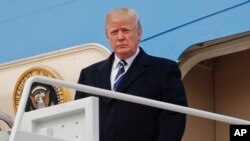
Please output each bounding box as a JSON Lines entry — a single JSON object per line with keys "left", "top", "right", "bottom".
{"left": 182, "top": 49, "right": 250, "bottom": 141}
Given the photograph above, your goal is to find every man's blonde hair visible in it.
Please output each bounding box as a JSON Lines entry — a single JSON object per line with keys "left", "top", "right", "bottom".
{"left": 105, "top": 8, "right": 142, "bottom": 31}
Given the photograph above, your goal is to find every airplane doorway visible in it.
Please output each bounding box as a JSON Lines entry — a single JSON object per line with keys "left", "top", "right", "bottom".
{"left": 179, "top": 32, "right": 250, "bottom": 141}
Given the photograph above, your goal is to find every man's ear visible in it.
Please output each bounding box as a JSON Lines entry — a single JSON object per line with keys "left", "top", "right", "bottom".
{"left": 106, "top": 32, "right": 112, "bottom": 44}
{"left": 138, "top": 29, "right": 142, "bottom": 41}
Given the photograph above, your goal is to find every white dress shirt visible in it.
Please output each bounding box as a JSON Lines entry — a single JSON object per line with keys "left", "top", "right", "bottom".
{"left": 110, "top": 48, "right": 140, "bottom": 90}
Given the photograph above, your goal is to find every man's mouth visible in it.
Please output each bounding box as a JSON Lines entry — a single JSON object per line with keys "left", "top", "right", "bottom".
{"left": 117, "top": 44, "right": 127, "bottom": 48}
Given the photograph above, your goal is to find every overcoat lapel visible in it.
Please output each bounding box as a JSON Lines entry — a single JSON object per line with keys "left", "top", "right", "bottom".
{"left": 94, "top": 48, "right": 149, "bottom": 104}
{"left": 115, "top": 49, "right": 149, "bottom": 92}
{"left": 94, "top": 54, "right": 114, "bottom": 104}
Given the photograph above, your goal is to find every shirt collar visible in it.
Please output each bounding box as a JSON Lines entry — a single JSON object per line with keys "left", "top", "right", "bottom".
{"left": 113, "top": 48, "right": 140, "bottom": 68}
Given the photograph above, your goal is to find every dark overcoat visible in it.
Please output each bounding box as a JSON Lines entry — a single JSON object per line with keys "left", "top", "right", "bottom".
{"left": 75, "top": 48, "right": 187, "bottom": 141}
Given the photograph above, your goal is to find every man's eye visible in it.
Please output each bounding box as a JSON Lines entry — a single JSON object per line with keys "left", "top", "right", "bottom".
{"left": 110, "top": 31, "right": 117, "bottom": 35}
{"left": 123, "top": 29, "right": 130, "bottom": 33}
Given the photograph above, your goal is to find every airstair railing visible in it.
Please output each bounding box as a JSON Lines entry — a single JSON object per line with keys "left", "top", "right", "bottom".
{"left": 0, "top": 112, "right": 13, "bottom": 128}
{"left": 9, "top": 76, "right": 250, "bottom": 141}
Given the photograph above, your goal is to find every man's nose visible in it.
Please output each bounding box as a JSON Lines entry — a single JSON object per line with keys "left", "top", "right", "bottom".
{"left": 117, "top": 31, "right": 125, "bottom": 40}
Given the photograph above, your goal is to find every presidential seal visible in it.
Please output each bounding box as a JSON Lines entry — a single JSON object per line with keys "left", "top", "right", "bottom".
{"left": 13, "top": 66, "right": 70, "bottom": 113}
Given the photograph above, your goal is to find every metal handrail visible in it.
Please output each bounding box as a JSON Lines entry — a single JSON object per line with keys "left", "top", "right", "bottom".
{"left": 9, "top": 76, "right": 250, "bottom": 141}
{"left": 0, "top": 112, "right": 13, "bottom": 128}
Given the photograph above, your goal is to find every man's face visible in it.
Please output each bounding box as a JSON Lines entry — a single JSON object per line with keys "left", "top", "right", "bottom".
{"left": 106, "top": 15, "right": 142, "bottom": 59}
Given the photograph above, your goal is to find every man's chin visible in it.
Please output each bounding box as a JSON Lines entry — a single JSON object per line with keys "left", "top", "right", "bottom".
{"left": 116, "top": 51, "right": 133, "bottom": 59}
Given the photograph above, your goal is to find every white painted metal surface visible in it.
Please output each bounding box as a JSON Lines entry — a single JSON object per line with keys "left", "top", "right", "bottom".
{"left": 20, "top": 97, "right": 99, "bottom": 141}
{"left": 14, "top": 131, "right": 68, "bottom": 141}
{"left": 10, "top": 76, "right": 250, "bottom": 141}
{"left": 0, "top": 131, "right": 9, "bottom": 141}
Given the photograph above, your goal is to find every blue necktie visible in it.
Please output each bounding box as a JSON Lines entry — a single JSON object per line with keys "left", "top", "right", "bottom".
{"left": 113, "top": 60, "right": 127, "bottom": 91}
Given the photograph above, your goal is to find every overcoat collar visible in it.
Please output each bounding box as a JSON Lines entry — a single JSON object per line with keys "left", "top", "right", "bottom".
{"left": 115, "top": 48, "right": 149, "bottom": 92}
{"left": 94, "top": 47, "right": 149, "bottom": 104}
